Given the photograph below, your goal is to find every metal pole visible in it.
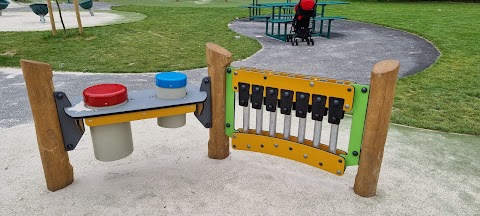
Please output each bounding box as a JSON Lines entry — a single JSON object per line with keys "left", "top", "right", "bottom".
{"left": 256, "top": 109, "right": 263, "bottom": 135}
{"left": 243, "top": 105, "right": 250, "bottom": 133}
{"left": 283, "top": 112, "right": 291, "bottom": 140}
{"left": 298, "top": 118, "right": 306, "bottom": 143}
{"left": 269, "top": 111, "right": 277, "bottom": 137}
{"left": 313, "top": 120, "right": 322, "bottom": 148}
{"left": 329, "top": 124, "right": 339, "bottom": 153}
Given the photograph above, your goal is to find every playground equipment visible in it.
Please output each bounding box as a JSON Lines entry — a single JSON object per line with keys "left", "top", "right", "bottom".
{"left": 29, "top": 3, "right": 49, "bottom": 23}
{"left": 0, "top": 0, "right": 9, "bottom": 16}
{"left": 78, "top": 0, "right": 94, "bottom": 16}
{"left": 21, "top": 43, "right": 399, "bottom": 198}
{"left": 44, "top": 0, "right": 84, "bottom": 35}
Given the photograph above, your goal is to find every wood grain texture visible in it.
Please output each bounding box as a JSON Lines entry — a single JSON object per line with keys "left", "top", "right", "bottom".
{"left": 206, "top": 43, "right": 232, "bottom": 159}
{"left": 354, "top": 60, "right": 399, "bottom": 197}
{"left": 73, "top": 0, "right": 84, "bottom": 34}
{"left": 46, "top": 0, "right": 57, "bottom": 36}
{"left": 21, "top": 60, "right": 74, "bottom": 192}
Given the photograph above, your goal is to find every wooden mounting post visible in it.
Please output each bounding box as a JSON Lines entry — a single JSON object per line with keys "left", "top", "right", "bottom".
{"left": 206, "top": 43, "right": 232, "bottom": 159}
{"left": 354, "top": 60, "right": 400, "bottom": 197}
{"left": 46, "top": 0, "right": 57, "bottom": 36}
{"left": 73, "top": 0, "right": 84, "bottom": 34}
{"left": 21, "top": 60, "right": 74, "bottom": 192}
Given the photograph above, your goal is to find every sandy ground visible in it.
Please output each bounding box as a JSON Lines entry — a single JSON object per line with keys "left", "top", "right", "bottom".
{"left": 1, "top": 1, "right": 479, "bottom": 215}
{"left": 1, "top": 115, "right": 479, "bottom": 215}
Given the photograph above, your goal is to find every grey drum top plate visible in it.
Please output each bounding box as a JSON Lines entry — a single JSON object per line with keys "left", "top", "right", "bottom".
{"left": 65, "top": 85, "right": 207, "bottom": 119}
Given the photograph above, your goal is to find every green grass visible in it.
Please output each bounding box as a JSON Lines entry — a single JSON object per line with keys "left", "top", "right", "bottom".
{"left": 1, "top": 1, "right": 479, "bottom": 135}
{"left": 101, "top": 0, "right": 286, "bottom": 8}
{"left": 325, "top": 2, "right": 480, "bottom": 135}
{"left": 0, "top": 6, "right": 260, "bottom": 72}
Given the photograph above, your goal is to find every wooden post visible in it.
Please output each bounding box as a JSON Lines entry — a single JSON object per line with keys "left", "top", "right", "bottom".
{"left": 353, "top": 60, "right": 399, "bottom": 197}
{"left": 206, "top": 43, "right": 232, "bottom": 159}
{"left": 21, "top": 60, "right": 74, "bottom": 192}
{"left": 73, "top": 0, "right": 84, "bottom": 34}
{"left": 46, "top": 0, "right": 57, "bottom": 36}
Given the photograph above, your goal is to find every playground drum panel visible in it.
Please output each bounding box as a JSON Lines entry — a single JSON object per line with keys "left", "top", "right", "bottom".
{"left": 83, "top": 84, "right": 134, "bottom": 162}
{"left": 155, "top": 72, "right": 188, "bottom": 128}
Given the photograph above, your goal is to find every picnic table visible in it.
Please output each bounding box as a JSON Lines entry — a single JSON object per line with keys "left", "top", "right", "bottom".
{"left": 240, "top": 0, "right": 293, "bottom": 21}
{"left": 260, "top": 1, "right": 349, "bottom": 41}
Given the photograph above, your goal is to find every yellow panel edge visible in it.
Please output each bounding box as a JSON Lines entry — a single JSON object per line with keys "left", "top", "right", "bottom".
{"left": 85, "top": 104, "right": 196, "bottom": 127}
{"left": 231, "top": 131, "right": 346, "bottom": 176}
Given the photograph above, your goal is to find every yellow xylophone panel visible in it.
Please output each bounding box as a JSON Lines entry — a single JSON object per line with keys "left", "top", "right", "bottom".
{"left": 84, "top": 104, "right": 196, "bottom": 127}
{"left": 232, "top": 68, "right": 355, "bottom": 111}
{"left": 232, "top": 130, "right": 347, "bottom": 176}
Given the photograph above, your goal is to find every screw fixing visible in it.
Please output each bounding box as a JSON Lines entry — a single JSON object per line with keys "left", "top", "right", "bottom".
{"left": 345, "top": 104, "right": 350, "bottom": 109}
{"left": 333, "top": 100, "right": 339, "bottom": 106}
{"left": 56, "top": 93, "right": 64, "bottom": 99}
{"left": 300, "top": 94, "right": 305, "bottom": 100}
{"left": 337, "top": 170, "right": 342, "bottom": 175}
{"left": 234, "top": 71, "right": 238, "bottom": 75}
{"left": 247, "top": 144, "right": 251, "bottom": 149}
{"left": 353, "top": 151, "right": 358, "bottom": 156}
{"left": 347, "top": 88, "right": 352, "bottom": 92}
{"left": 226, "top": 123, "right": 231, "bottom": 128}
{"left": 284, "top": 92, "right": 290, "bottom": 97}
{"left": 269, "top": 89, "right": 274, "bottom": 95}
{"left": 274, "top": 143, "right": 278, "bottom": 148}
{"left": 316, "top": 97, "right": 322, "bottom": 102}
{"left": 227, "top": 68, "right": 232, "bottom": 73}
{"left": 303, "top": 154, "right": 308, "bottom": 159}
{"left": 361, "top": 87, "right": 368, "bottom": 93}
{"left": 204, "top": 79, "right": 209, "bottom": 84}
{"left": 310, "top": 82, "right": 314, "bottom": 87}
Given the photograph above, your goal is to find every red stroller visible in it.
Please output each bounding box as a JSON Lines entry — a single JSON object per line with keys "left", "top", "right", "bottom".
{"left": 288, "top": 0, "right": 315, "bottom": 46}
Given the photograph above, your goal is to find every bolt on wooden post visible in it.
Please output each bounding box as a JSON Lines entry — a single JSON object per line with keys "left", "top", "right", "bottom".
{"left": 206, "top": 43, "right": 232, "bottom": 159}
{"left": 354, "top": 60, "right": 400, "bottom": 197}
{"left": 21, "top": 60, "right": 74, "bottom": 191}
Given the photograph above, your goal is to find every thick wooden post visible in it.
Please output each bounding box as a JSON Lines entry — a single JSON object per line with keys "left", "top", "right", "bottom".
{"left": 206, "top": 43, "right": 232, "bottom": 159}
{"left": 354, "top": 60, "right": 399, "bottom": 197}
{"left": 21, "top": 60, "right": 74, "bottom": 191}
{"left": 46, "top": 0, "right": 57, "bottom": 36}
{"left": 73, "top": 0, "right": 84, "bottom": 35}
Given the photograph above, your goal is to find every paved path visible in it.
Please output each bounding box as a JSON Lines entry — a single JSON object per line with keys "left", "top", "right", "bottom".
{"left": 0, "top": 17, "right": 439, "bottom": 128}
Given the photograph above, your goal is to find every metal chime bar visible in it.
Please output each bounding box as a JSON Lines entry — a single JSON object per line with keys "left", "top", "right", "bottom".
{"left": 238, "top": 83, "right": 251, "bottom": 132}
{"left": 251, "top": 85, "right": 264, "bottom": 135}
{"left": 311, "top": 95, "right": 327, "bottom": 148}
{"left": 295, "top": 92, "right": 310, "bottom": 144}
{"left": 265, "top": 87, "right": 279, "bottom": 137}
{"left": 280, "top": 89, "right": 294, "bottom": 140}
{"left": 327, "top": 97, "right": 345, "bottom": 153}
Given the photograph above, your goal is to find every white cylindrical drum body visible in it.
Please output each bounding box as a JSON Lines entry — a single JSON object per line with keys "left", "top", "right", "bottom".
{"left": 91, "top": 121, "right": 133, "bottom": 161}
{"left": 83, "top": 84, "right": 133, "bottom": 162}
{"left": 155, "top": 72, "right": 188, "bottom": 128}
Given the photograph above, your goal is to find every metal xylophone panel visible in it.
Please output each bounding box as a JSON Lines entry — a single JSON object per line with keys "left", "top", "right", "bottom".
{"left": 225, "top": 67, "right": 370, "bottom": 176}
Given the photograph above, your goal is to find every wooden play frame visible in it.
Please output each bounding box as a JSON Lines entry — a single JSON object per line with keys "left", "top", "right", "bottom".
{"left": 21, "top": 43, "right": 399, "bottom": 198}
{"left": 46, "top": 0, "right": 83, "bottom": 35}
